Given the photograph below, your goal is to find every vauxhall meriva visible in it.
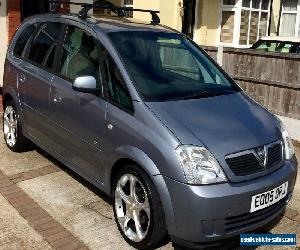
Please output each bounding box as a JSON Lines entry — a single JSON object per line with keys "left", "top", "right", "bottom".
{"left": 2, "top": 3, "right": 298, "bottom": 249}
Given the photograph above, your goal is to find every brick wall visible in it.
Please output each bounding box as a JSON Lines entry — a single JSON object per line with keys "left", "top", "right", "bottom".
{"left": 58, "top": 2, "right": 70, "bottom": 13}
{"left": 7, "top": 0, "right": 21, "bottom": 42}
{"left": 7, "top": 0, "right": 70, "bottom": 42}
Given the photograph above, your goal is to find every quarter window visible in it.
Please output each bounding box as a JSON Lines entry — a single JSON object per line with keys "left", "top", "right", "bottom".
{"left": 28, "top": 22, "right": 62, "bottom": 68}
{"left": 101, "top": 48, "right": 133, "bottom": 111}
{"left": 59, "top": 26, "right": 100, "bottom": 85}
{"left": 14, "top": 24, "right": 36, "bottom": 58}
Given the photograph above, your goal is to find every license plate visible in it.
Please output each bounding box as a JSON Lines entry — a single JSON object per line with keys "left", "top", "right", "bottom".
{"left": 250, "top": 182, "right": 288, "bottom": 213}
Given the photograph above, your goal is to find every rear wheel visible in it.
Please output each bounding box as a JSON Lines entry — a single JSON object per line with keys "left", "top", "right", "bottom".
{"left": 3, "top": 101, "right": 29, "bottom": 152}
{"left": 113, "top": 165, "right": 167, "bottom": 249}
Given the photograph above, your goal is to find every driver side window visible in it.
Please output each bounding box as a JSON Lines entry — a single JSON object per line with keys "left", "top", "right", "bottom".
{"left": 59, "top": 26, "right": 100, "bottom": 86}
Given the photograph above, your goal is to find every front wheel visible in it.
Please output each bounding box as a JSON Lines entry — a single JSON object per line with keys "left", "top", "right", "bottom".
{"left": 113, "top": 165, "right": 167, "bottom": 249}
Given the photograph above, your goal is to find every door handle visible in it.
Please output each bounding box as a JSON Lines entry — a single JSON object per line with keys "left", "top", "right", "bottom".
{"left": 53, "top": 96, "right": 62, "bottom": 104}
{"left": 19, "top": 74, "right": 26, "bottom": 83}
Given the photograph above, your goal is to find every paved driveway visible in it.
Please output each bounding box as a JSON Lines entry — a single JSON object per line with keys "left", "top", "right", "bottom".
{"left": 0, "top": 118, "right": 299, "bottom": 249}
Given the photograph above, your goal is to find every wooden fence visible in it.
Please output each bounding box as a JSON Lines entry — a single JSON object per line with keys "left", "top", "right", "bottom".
{"left": 203, "top": 46, "right": 300, "bottom": 120}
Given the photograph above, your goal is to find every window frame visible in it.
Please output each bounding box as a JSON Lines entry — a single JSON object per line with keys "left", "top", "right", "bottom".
{"left": 101, "top": 50, "right": 135, "bottom": 114}
{"left": 44, "top": 20, "right": 134, "bottom": 114}
{"left": 53, "top": 22, "right": 134, "bottom": 113}
{"left": 56, "top": 25, "right": 102, "bottom": 85}
{"left": 13, "top": 23, "right": 39, "bottom": 59}
{"left": 218, "top": 0, "right": 271, "bottom": 47}
{"left": 23, "top": 21, "right": 66, "bottom": 74}
{"left": 122, "top": 0, "right": 134, "bottom": 17}
{"left": 279, "top": 0, "right": 300, "bottom": 37}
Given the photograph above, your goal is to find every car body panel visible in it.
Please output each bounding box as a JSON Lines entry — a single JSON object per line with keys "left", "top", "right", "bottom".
{"left": 2, "top": 13, "right": 298, "bottom": 247}
{"left": 146, "top": 92, "right": 282, "bottom": 182}
{"left": 49, "top": 75, "right": 107, "bottom": 183}
{"left": 17, "top": 61, "right": 54, "bottom": 143}
{"left": 165, "top": 156, "right": 297, "bottom": 243}
{"left": 102, "top": 101, "right": 183, "bottom": 188}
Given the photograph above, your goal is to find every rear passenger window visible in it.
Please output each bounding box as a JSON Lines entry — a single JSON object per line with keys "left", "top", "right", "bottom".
{"left": 14, "top": 24, "right": 36, "bottom": 58}
{"left": 28, "top": 22, "right": 62, "bottom": 68}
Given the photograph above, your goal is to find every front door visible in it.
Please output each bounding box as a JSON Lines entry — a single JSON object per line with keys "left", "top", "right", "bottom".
{"left": 49, "top": 25, "right": 107, "bottom": 182}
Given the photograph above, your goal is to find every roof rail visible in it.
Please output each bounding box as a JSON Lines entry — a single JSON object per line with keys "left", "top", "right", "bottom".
{"left": 49, "top": 1, "right": 160, "bottom": 24}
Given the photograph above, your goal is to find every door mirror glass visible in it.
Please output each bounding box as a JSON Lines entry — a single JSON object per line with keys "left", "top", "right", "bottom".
{"left": 73, "top": 76, "right": 100, "bottom": 94}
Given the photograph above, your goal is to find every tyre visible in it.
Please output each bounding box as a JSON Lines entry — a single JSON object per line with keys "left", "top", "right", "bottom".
{"left": 113, "top": 164, "right": 167, "bottom": 249}
{"left": 3, "top": 100, "right": 29, "bottom": 152}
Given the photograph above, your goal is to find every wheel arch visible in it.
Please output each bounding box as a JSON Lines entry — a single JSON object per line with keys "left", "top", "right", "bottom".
{"left": 2, "top": 87, "right": 20, "bottom": 110}
{"left": 3, "top": 93, "right": 13, "bottom": 107}
{"left": 108, "top": 146, "right": 177, "bottom": 236}
{"left": 109, "top": 146, "right": 161, "bottom": 195}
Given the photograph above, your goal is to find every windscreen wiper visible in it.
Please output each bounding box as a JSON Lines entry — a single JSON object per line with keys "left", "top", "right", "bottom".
{"left": 177, "top": 89, "right": 237, "bottom": 101}
{"left": 180, "top": 90, "right": 217, "bottom": 100}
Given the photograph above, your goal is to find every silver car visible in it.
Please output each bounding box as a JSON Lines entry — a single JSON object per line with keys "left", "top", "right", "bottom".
{"left": 2, "top": 4, "right": 298, "bottom": 249}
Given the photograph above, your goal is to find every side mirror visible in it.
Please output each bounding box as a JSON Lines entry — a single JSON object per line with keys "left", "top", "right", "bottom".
{"left": 73, "top": 76, "right": 100, "bottom": 94}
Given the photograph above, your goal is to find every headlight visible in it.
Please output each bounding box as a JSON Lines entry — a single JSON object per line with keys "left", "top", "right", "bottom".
{"left": 175, "top": 145, "right": 227, "bottom": 185}
{"left": 280, "top": 123, "right": 294, "bottom": 160}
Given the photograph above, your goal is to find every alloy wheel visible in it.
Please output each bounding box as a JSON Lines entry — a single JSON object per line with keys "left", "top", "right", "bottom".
{"left": 3, "top": 106, "right": 18, "bottom": 148}
{"left": 115, "top": 174, "right": 151, "bottom": 243}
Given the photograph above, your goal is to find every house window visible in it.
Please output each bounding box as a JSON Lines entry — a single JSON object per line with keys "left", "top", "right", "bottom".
{"left": 122, "top": 0, "right": 133, "bottom": 17}
{"left": 220, "top": 0, "right": 271, "bottom": 47}
{"left": 280, "top": 0, "right": 300, "bottom": 37}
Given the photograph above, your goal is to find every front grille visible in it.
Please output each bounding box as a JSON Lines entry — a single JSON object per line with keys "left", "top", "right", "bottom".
{"left": 267, "top": 143, "right": 282, "bottom": 168}
{"left": 225, "top": 141, "right": 283, "bottom": 176}
{"left": 226, "top": 154, "right": 264, "bottom": 176}
{"left": 225, "top": 197, "right": 287, "bottom": 232}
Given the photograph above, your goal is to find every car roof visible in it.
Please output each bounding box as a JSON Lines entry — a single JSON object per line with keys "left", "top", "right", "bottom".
{"left": 259, "top": 36, "right": 300, "bottom": 43}
{"left": 90, "top": 16, "right": 174, "bottom": 33}
{"left": 25, "top": 13, "right": 176, "bottom": 34}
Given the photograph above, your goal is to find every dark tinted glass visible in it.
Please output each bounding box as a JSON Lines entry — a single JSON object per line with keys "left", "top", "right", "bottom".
{"left": 14, "top": 24, "right": 36, "bottom": 57}
{"left": 45, "top": 45, "right": 57, "bottom": 69}
{"left": 103, "top": 52, "right": 133, "bottom": 111}
{"left": 28, "top": 22, "right": 61, "bottom": 67}
{"left": 109, "top": 31, "right": 239, "bottom": 102}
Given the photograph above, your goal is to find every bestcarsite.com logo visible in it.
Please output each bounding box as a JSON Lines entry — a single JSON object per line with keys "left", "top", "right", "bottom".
{"left": 240, "top": 234, "right": 297, "bottom": 247}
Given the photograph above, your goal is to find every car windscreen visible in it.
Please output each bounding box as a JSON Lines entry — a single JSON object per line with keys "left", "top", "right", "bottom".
{"left": 109, "top": 31, "right": 240, "bottom": 102}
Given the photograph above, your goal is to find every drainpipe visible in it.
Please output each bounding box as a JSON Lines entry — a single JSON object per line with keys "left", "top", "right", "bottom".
{"left": 276, "top": 0, "right": 283, "bottom": 36}
{"left": 193, "top": 0, "right": 199, "bottom": 42}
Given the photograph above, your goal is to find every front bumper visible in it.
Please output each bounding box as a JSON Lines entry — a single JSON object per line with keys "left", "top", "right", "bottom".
{"left": 163, "top": 156, "right": 298, "bottom": 246}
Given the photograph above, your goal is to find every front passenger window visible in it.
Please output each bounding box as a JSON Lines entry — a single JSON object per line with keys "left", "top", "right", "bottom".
{"left": 59, "top": 26, "right": 100, "bottom": 85}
